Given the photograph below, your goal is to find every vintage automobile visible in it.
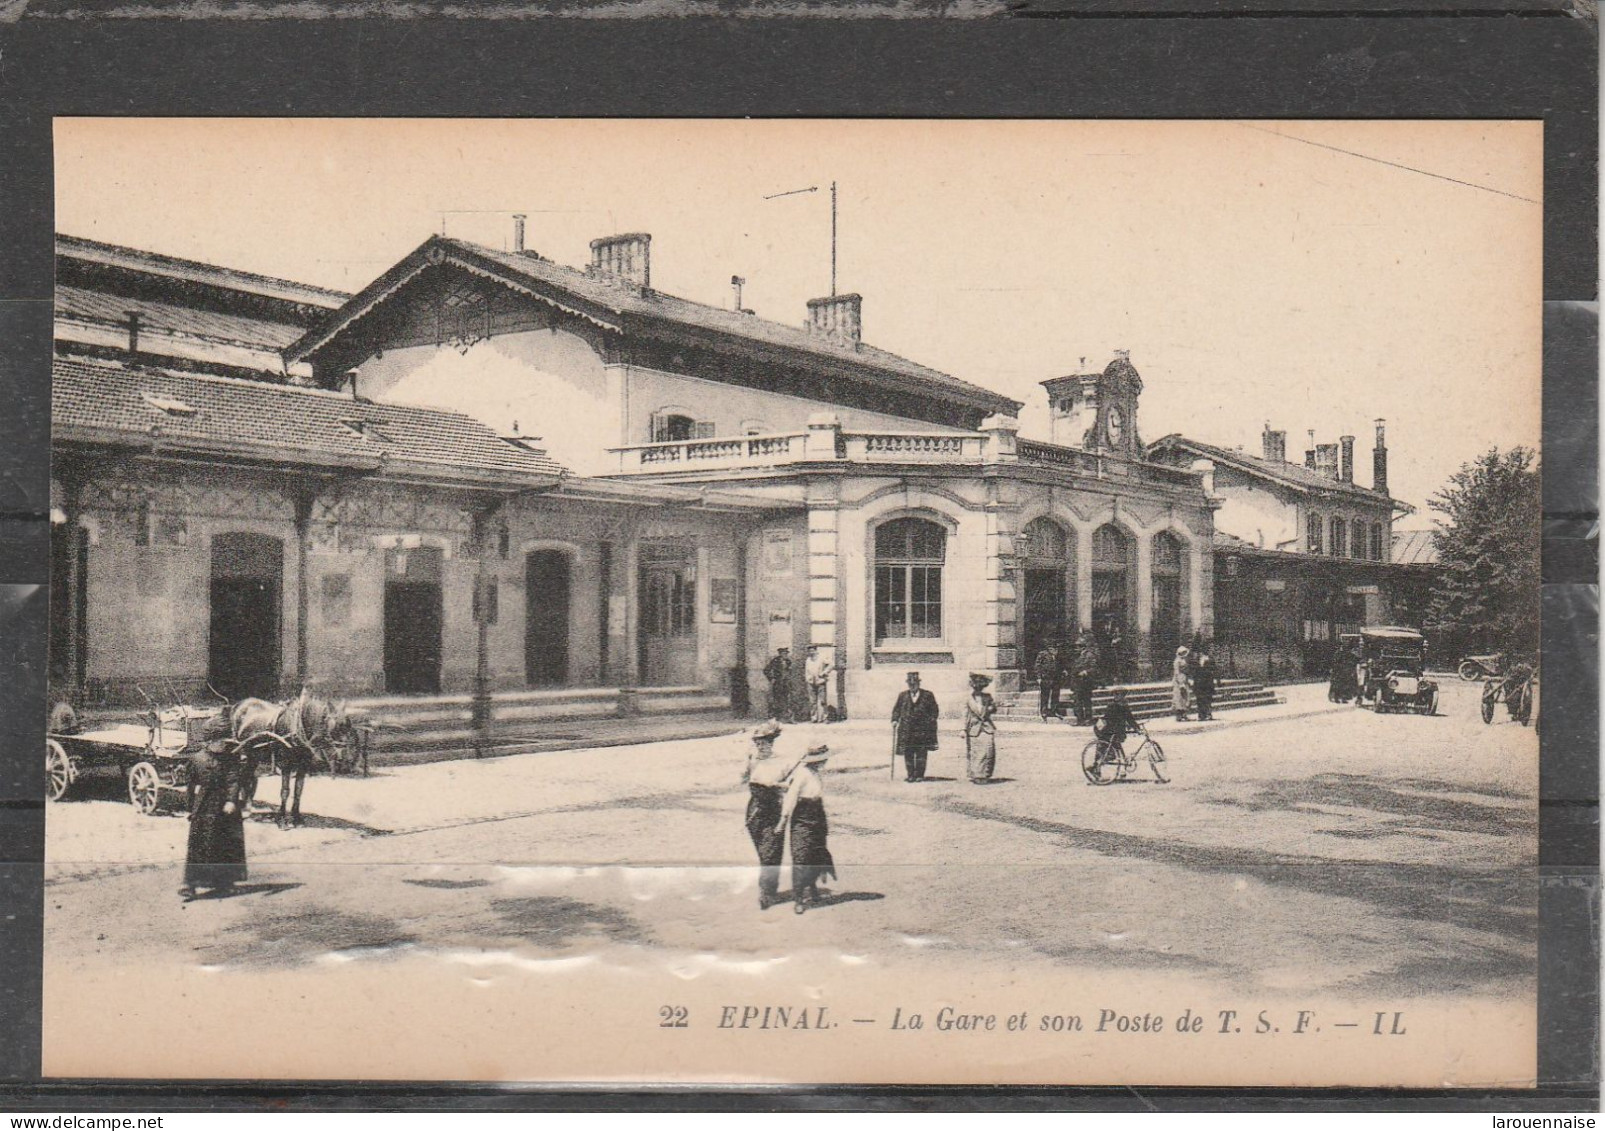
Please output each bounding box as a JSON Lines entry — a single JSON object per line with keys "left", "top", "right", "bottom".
{"left": 1354, "top": 627, "right": 1440, "bottom": 715}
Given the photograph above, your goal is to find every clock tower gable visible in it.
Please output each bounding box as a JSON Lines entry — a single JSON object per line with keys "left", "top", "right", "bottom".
{"left": 1041, "top": 350, "right": 1143, "bottom": 457}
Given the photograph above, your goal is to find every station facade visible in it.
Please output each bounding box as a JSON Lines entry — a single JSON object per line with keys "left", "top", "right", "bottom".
{"left": 52, "top": 225, "right": 1420, "bottom": 720}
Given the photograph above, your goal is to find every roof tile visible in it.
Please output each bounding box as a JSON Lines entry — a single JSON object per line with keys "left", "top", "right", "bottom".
{"left": 52, "top": 357, "right": 568, "bottom": 481}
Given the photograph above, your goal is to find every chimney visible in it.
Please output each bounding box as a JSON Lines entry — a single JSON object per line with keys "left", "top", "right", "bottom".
{"left": 1315, "top": 443, "right": 1340, "bottom": 480}
{"left": 806, "top": 293, "right": 863, "bottom": 347}
{"left": 731, "top": 275, "right": 747, "bottom": 313}
{"left": 590, "top": 233, "right": 651, "bottom": 289}
{"left": 1373, "top": 418, "right": 1389, "bottom": 495}
{"left": 512, "top": 214, "right": 527, "bottom": 254}
{"left": 125, "top": 311, "right": 141, "bottom": 356}
{"left": 1262, "top": 424, "right": 1287, "bottom": 464}
{"left": 1339, "top": 434, "right": 1356, "bottom": 483}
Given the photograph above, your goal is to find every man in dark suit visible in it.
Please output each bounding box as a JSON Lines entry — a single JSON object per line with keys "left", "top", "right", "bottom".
{"left": 1071, "top": 632, "right": 1101, "bottom": 727}
{"left": 763, "top": 647, "right": 794, "bottom": 722}
{"left": 890, "top": 672, "right": 940, "bottom": 782}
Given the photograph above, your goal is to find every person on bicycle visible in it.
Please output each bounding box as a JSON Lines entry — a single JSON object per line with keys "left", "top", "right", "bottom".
{"left": 1092, "top": 686, "right": 1141, "bottom": 768}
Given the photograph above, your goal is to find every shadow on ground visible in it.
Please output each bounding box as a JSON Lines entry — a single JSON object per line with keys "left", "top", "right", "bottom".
{"left": 488, "top": 895, "right": 648, "bottom": 948}
{"left": 1211, "top": 774, "right": 1535, "bottom": 838}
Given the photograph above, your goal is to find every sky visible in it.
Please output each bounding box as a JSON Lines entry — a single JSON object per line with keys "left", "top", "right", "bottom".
{"left": 54, "top": 118, "right": 1543, "bottom": 520}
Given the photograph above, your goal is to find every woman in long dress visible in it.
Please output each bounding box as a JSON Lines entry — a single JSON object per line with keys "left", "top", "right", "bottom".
{"left": 742, "top": 720, "right": 789, "bottom": 911}
{"left": 779, "top": 744, "right": 836, "bottom": 914}
{"left": 1172, "top": 646, "right": 1192, "bottom": 722}
{"left": 180, "top": 714, "right": 253, "bottom": 900}
{"left": 963, "top": 672, "right": 998, "bottom": 783}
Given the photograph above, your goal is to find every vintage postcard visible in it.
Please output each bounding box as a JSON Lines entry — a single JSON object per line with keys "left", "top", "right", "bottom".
{"left": 41, "top": 118, "right": 1542, "bottom": 1086}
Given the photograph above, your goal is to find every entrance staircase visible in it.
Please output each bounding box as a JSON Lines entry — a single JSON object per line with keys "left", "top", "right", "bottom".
{"left": 994, "top": 678, "right": 1281, "bottom": 722}
{"left": 345, "top": 685, "right": 732, "bottom": 759}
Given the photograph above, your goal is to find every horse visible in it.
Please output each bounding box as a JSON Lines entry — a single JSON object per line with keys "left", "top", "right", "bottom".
{"left": 230, "top": 690, "right": 368, "bottom": 828}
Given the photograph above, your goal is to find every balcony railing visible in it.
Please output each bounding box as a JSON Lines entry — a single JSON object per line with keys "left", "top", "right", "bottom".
{"left": 619, "top": 431, "right": 808, "bottom": 471}
{"left": 609, "top": 420, "right": 1204, "bottom": 489}
{"left": 611, "top": 428, "right": 987, "bottom": 472}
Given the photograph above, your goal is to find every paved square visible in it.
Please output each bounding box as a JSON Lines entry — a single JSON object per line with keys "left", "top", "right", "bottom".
{"left": 44, "top": 681, "right": 1538, "bottom": 1083}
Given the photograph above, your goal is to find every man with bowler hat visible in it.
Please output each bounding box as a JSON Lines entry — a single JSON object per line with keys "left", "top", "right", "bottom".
{"left": 890, "top": 672, "right": 940, "bottom": 782}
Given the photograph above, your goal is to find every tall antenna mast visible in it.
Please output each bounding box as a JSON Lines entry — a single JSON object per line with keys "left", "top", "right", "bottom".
{"left": 830, "top": 181, "right": 838, "bottom": 296}
{"left": 764, "top": 181, "right": 838, "bottom": 297}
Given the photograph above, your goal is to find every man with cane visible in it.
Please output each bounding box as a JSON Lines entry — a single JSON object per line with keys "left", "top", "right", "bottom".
{"left": 890, "top": 671, "right": 940, "bottom": 782}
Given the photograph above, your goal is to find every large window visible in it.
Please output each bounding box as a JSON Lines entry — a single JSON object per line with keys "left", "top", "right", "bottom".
{"left": 874, "top": 517, "right": 946, "bottom": 643}
{"left": 1351, "top": 520, "right": 1366, "bottom": 559}
{"left": 1091, "top": 524, "right": 1132, "bottom": 634}
{"left": 1329, "top": 517, "right": 1346, "bottom": 559}
{"left": 1370, "top": 522, "right": 1385, "bottom": 562}
{"left": 1306, "top": 512, "right": 1323, "bottom": 555}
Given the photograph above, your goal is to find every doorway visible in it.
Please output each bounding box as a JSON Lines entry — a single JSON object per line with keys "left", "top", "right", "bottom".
{"left": 525, "top": 549, "right": 571, "bottom": 686}
{"left": 1018, "top": 517, "right": 1071, "bottom": 676}
{"left": 1021, "top": 569, "right": 1068, "bottom": 673}
{"left": 209, "top": 533, "right": 283, "bottom": 701}
{"left": 638, "top": 540, "right": 699, "bottom": 686}
{"left": 384, "top": 545, "right": 443, "bottom": 694}
{"left": 1150, "top": 531, "right": 1186, "bottom": 666}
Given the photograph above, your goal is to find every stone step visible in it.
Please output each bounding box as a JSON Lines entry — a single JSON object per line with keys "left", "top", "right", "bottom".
{"left": 995, "top": 678, "right": 1281, "bottom": 721}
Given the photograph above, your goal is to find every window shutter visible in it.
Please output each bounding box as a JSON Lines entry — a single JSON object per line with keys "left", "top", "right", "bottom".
{"left": 649, "top": 413, "right": 663, "bottom": 443}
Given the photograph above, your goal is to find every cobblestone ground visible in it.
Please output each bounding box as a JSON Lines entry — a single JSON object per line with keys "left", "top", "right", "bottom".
{"left": 42, "top": 681, "right": 1540, "bottom": 1084}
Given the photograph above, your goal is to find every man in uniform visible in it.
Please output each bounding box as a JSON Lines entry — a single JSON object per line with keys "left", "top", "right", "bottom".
{"left": 890, "top": 672, "right": 940, "bottom": 783}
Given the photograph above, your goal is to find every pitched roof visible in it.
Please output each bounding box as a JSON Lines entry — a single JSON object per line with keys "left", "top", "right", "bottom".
{"left": 52, "top": 357, "right": 567, "bottom": 484}
{"left": 56, "top": 286, "right": 306, "bottom": 351}
{"left": 57, "top": 234, "right": 350, "bottom": 310}
{"left": 1150, "top": 434, "right": 1398, "bottom": 507}
{"left": 287, "top": 236, "right": 1022, "bottom": 417}
{"left": 1391, "top": 528, "right": 1440, "bottom": 566}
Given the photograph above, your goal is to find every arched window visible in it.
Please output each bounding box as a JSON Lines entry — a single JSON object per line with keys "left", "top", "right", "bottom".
{"left": 874, "top": 517, "right": 946, "bottom": 643}
{"left": 1306, "top": 512, "right": 1323, "bottom": 555}
{"left": 1019, "top": 516, "right": 1069, "bottom": 564}
{"left": 1330, "top": 517, "right": 1346, "bottom": 559}
{"left": 1091, "top": 524, "right": 1131, "bottom": 637}
{"left": 1370, "top": 522, "right": 1385, "bottom": 562}
{"left": 1350, "top": 520, "right": 1365, "bottom": 559}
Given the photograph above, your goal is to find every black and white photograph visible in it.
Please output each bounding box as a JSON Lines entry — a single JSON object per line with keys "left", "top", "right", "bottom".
{"left": 40, "top": 118, "right": 1542, "bottom": 1086}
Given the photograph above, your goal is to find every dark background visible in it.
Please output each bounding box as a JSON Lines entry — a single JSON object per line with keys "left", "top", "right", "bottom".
{"left": 0, "top": 9, "right": 1595, "bottom": 1110}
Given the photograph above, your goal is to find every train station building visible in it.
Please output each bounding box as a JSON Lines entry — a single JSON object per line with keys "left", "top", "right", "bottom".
{"left": 47, "top": 224, "right": 1421, "bottom": 727}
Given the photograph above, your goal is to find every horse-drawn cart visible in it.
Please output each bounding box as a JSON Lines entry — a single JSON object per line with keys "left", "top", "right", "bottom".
{"left": 45, "top": 703, "right": 290, "bottom": 816}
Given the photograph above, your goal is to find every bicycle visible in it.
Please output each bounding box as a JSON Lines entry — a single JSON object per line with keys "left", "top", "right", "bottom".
{"left": 1081, "top": 724, "right": 1169, "bottom": 786}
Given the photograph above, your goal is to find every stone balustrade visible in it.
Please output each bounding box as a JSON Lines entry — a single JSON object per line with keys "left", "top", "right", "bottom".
{"left": 609, "top": 418, "right": 1205, "bottom": 488}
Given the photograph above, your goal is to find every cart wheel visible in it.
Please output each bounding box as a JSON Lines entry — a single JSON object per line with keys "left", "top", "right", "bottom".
{"left": 1422, "top": 690, "right": 1439, "bottom": 716}
{"left": 45, "top": 739, "right": 71, "bottom": 802}
{"left": 1480, "top": 685, "right": 1497, "bottom": 725}
{"left": 1516, "top": 686, "right": 1534, "bottom": 726}
{"left": 1458, "top": 661, "right": 1482, "bottom": 682}
{"left": 1081, "top": 739, "right": 1119, "bottom": 786}
{"left": 128, "top": 761, "right": 161, "bottom": 815}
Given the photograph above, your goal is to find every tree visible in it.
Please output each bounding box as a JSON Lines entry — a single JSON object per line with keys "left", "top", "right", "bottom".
{"left": 1425, "top": 446, "right": 1541, "bottom": 659}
